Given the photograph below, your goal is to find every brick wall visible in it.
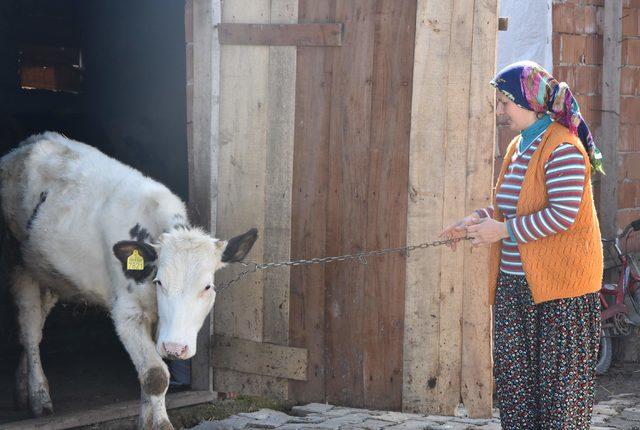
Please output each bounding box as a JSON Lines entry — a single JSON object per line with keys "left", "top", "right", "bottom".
{"left": 496, "top": 1, "right": 640, "bottom": 250}
{"left": 555, "top": 0, "right": 640, "bottom": 248}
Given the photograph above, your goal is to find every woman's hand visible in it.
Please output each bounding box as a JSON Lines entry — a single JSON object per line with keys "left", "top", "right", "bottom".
{"left": 440, "top": 213, "right": 481, "bottom": 251}
{"left": 466, "top": 218, "right": 509, "bottom": 247}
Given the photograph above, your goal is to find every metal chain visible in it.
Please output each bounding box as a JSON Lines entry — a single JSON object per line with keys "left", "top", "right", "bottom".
{"left": 214, "top": 236, "right": 470, "bottom": 293}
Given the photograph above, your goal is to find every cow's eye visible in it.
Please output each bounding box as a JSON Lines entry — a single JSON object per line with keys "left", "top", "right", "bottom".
{"left": 204, "top": 284, "right": 212, "bottom": 291}
{"left": 153, "top": 279, "right": 162, "bottom": 287}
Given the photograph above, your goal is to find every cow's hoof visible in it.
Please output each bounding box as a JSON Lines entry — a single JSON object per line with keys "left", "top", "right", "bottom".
{"left": 29, "top": 388, "right": 53, "bottom": 417}
{"left": 155, "top": 419, "right": 174, "bottom": 430}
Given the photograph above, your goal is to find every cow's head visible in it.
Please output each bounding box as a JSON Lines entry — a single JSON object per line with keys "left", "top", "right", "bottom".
{"left": 113, "top": 227, "right": 257, "bottom": 360}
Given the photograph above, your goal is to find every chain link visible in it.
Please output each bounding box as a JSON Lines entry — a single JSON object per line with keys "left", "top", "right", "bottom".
{"left": 214, "top": 236, "right": 470, "bottom": 293}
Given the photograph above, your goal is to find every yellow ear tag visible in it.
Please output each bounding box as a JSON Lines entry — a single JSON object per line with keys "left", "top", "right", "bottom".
{"left": 127, "top": 250, "right": 145, "bottom": 271}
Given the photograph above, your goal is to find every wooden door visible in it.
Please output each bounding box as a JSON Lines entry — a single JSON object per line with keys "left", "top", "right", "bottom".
{"left": 288, "top": 0, "right": 416, "bottom": 410}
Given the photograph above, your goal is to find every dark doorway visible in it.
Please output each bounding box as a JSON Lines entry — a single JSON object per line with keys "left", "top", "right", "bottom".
{"left": 0, "top": 0, "right": 188, "bottom": 424}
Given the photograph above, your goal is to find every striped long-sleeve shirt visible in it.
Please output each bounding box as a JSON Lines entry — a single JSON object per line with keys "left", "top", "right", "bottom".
{"left": 479, "top": 137, "right": 586, "bottom": 276}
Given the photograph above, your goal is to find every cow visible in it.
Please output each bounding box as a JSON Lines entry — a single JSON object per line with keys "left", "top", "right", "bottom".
{"left": 0, "top": 132, "right": 257, "bottom": 429}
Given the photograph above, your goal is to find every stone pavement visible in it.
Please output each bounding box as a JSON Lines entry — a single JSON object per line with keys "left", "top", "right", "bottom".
{"left": 189, "top": 393, "right": 640, "bottom": 430}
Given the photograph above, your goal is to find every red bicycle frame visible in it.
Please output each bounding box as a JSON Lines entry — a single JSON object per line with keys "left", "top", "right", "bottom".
{"left": 600, "top": 221, "right": 640, "bottom": 330}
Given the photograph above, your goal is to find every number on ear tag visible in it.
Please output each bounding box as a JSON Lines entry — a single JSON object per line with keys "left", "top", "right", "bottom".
{"left": 127, "top": 250, "right": 145, "bottom": 271}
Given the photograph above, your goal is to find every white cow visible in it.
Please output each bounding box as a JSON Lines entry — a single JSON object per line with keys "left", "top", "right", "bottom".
{"left": 0, "top": 132, "right": 257, "bottom": 429}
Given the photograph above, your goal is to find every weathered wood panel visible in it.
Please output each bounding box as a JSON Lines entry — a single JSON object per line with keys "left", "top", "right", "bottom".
{"left": 599, "top": 0, "right": 622, "bottom": 239}
{"left": 214, "top": 0, "right": 271, "bottom": 395}
{"left": 215, "top": 0, "right": 269, "bottom": 342}
{"left": 403, "top": 0, "right": 452, "bottom": 414}
{"left": 212, "top": 335, "right": 307, "bottom": 380}
{"left": 288, "top": 0, "right": 335, "bottom": 405}
{"left": 461, "top": 0, "right": 497, "bottom": 418}
{"left": 323, "top": 0, "right": 376, "bottom": 407}
{"left": 214, "top": 370, "right": 288, "bottom": 399}
{"left": 218, "top": 23, "right": 342, "bottom": 46}
{"left": 190, "top": 0, "right": 219, "bottom": 392}
{"left": 436, "top": 0, "right": 475, "bottom": 415}
{"left": 262, "top": 0, "right": 297, "bottom": 349}
{"left": 361, "top": 0, "right": 415, "bottom": 410}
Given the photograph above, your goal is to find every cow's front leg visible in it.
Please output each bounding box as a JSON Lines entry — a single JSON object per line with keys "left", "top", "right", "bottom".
{"left": 12, "top": 271, "right": 58, "bottom": 416}
{"left": 112, "top": 298, "right": 173, "bottom": 430}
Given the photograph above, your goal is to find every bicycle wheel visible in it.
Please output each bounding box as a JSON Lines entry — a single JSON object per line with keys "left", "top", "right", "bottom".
{"left": 596, "top": 328, "right": 613, "bottom": 375}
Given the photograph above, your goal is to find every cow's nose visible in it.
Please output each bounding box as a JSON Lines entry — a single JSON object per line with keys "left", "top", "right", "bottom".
{"left": 162, "top": 342, "right": 189, "bottom": 360}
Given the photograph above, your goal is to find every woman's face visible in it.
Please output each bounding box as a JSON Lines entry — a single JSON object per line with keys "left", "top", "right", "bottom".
{"left": 496, "top": 92, "right": 537, "bottom": 132}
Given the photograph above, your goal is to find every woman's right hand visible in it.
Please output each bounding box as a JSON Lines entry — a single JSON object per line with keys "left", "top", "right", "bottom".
{"left": 439, "top": 213, "right": 481, "bottom": 251}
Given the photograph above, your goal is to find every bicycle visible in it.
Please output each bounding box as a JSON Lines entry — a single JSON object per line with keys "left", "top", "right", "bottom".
{"left": 596, "top": 218, "right": 640, "bottom": 375}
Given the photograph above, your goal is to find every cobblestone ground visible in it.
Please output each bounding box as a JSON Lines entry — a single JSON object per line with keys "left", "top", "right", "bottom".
{"left": 189, "top": 393, "right": 640, "bottom": 430}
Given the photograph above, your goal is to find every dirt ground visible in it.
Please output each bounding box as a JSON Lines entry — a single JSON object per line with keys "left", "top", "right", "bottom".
{"left": 596, "top": 361, "right": 640, "bottom": 403}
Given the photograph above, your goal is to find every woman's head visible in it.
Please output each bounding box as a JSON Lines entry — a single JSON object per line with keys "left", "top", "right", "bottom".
{"left": 496, "top": 91, "right": 538, "bottom": 132}
{"left": 490, "top": 60, "right": 603, "bottom": 173}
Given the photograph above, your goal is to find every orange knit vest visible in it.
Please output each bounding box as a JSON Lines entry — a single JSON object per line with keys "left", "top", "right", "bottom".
{"left": 489, "top": 122, "right": 603, "bottom": 305}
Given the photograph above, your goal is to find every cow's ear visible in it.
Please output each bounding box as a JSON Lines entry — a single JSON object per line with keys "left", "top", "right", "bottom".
{"left": 113, "top": 241, "right": 158, "bottom": 266}
{"left": 221, "top": 228, "right": 258, "bottom": 263}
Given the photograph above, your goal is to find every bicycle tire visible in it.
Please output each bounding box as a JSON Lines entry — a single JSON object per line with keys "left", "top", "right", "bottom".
{"left": 596, "top": 328, "right": 613, "bottom": 375}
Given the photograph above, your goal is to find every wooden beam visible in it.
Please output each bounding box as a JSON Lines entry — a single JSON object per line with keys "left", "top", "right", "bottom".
{"left": 214, "top": 0, "right": 282, "bottom": 399}
{"left": 189, "top": 0, "right": 220, "bottom": 392}
{"left": 436, "top": 0, "right": 476, "bottom": 415}
{"left": 3, "top": 391, "right": 215, "bottom": 430}
{"left": 461, "top": 0, "right": 497, "bottom": 419}
{"left": 403, "top": 0, "right": 452, "bottom": 414}
{"left": 599, "top": 0, "right": 622, "bottom": 238}
{"left": 218, "top": 23, "right": 343, "bottom": 46}
{"left": 212, "top": 335, "right": 307, "bottom": 380}
{"left": 288, "top": 0, "right": 335, "bottom": 406}
{"left": 262, "top": 0, "right": 296, "bottom": 348}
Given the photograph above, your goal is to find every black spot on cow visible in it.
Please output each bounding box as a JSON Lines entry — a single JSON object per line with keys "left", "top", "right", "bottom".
{"left": 129, "top": 224, "right": 150, "bottom": 242}
{"left": 172, "top": 213, "right": 186, "bottom": 223}
{"left": 112, "top": 241, "right": 158, "bottom": 284}
{"left": 26, "top": 192, "right": 47, "bottom": 230}
{"left": 142, "top": 366, "right": 168, "bottom": 396}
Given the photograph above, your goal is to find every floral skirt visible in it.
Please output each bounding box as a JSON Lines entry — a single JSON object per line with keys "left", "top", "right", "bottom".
{"left": 493, "top": 272, "right": 600, "bottom": 430}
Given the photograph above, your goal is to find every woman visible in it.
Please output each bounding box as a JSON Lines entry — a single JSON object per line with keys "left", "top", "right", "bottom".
{"left": 442, "top": 60, "right": 604, "bottom": 429}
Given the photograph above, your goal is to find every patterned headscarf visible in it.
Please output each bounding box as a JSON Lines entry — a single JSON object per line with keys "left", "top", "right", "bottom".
{"left": 490, "top": 60, "right": 604, "bottom": 174}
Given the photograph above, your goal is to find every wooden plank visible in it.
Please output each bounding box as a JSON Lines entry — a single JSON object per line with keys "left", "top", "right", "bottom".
{"left": 599, "top": 0, "right": 622, "bottom": 239}
{"left": 461, "top": 0, "right": 497, "bottom": 419}
{"left": 3, "top": 391, "right": 215, "bottom": 430}
{"left": 360, "top": 0, "right": 415, "bottom": 410}
{"left": 403, "top": 0, "right": 452, "bottom": 414}
{"left": 436, "top": 0, "right": 475, "bottom": 416}
{"left": 215, "top": 0, "right": 269, "bottom": 341}
{"left": 324, "top": 0, "right": 375, "bottom": 408}
{"left": 288, "top": 0, "right": 336, "bottom": 405}
{"left": 214, "top": 369, "right": 288, "bottom": 399}
{"left": 190, "top": 0, "right": 219, "bottom": 392}
{"left": 218, "top": 23, "right": 343, "bottom": 46}
{"left": 19, "top": 63, "right": 82, "bottom": 93}
{"left": 212, "top": 335, "right": 307, "bottom": 380}
{"left": 262, "top": 0, "right": 297, "bottom": 349}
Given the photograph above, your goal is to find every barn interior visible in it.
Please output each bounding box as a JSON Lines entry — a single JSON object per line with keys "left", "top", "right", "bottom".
{"left": 0, "top": 0, "right": 189, "bottom": 424}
